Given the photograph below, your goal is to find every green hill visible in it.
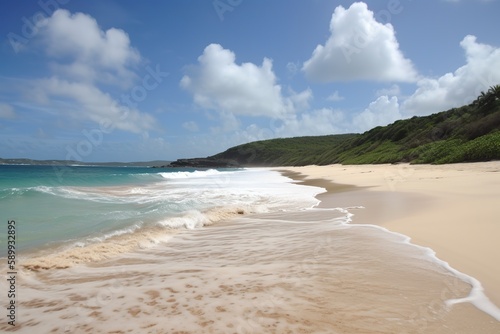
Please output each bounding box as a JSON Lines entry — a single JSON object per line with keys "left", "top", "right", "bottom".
{"left": 206, "top": 85, "right": 500, "bottom": 166}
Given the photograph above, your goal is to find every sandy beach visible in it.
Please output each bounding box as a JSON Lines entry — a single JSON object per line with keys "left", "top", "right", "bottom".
{"left": 2, "top": 164, "right": 500, "bottom": 333}
{"left": 279, "top": 162, "right": 500, "bottom": 312}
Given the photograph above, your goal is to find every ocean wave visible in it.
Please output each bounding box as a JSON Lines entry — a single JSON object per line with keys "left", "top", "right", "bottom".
{"left": 158, "top": 169, "right": 233, "bottom": 179}
{"left": 0, "top": 187, "right": 25, "bottom": 198}
{"left": 0, "top": 186, "right": 58, "bottom": 198}
{"left": 8, "top": 169, "right": 324, "bottom": 270}
{"left": 25, "top": 184, "right": 167, "bottom": 205}
{"left": 20, "top": 205, "right": 254, "bottom": 271}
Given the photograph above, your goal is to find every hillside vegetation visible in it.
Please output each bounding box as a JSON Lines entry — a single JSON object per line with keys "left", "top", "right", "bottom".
{"left": 209, "top": 86, "right": 500, "bottom": 166}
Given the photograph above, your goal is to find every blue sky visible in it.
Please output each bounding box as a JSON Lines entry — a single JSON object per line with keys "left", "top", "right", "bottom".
{"left": 1, "top": 0, "right": 499, "bottom": 162}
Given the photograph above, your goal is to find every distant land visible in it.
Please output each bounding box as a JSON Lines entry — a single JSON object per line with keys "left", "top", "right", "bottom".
{"left": 3, "top": 87, "right": 499, "bottom": 169}
{"left": 168, "top": 86, "right": 500, "bottom": 167}
{"left": 0, "top": 158, "right": 172, "bottom": 167}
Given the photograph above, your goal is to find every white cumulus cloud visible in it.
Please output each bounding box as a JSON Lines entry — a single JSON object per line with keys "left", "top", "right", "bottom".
{"left": 32, "top": 77, "right": 156, "bottom": 134}
{"left": 326, "top": 90, "right": 345, "bottom": 102}
{"left": 276, "top": 108, "right": 348, "bottom": 137}
{"left": 402, "top": 35, "right": 500, "bottom": 116}
{"left": 22, "top": 9, "right": 158, "bottom": 136}
{"left": 36, "top": 9, "right": 140, "bottom": 86}
{"left": 348, "top": 35, "right": 500, "bottom": 132}
{"left": 302, "top": 2, "right": 417, "bottom": 83}
{"left": 181, "top": 44, "right": 300, "bottom": 119}
{"left": 376, "top": 84, "right": 401, "bottom": 97}
{"left": 353, "top": 96, "right": 401, "bottom": 132}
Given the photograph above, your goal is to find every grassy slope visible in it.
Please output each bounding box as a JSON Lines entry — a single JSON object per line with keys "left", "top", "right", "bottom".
{"left": 211, "top": 93, "right": 500, "bottom": 166}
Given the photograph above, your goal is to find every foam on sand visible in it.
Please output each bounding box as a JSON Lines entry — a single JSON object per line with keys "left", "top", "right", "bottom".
{"left": 19, "top": 205, "right": 255, "bottom": 271}
{"left": 279, "top": 162, "right": 500, "bottom": 323}
{"left": 3, "top": 208, "right": 499, "bottom": 333}
{"left": 3, "top": 165, "right": 499, "bottom": 332}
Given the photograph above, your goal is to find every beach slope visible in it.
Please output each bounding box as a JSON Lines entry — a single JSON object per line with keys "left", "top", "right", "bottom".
{"left": 279, "top": 162, "right": 500, "bottom": 310}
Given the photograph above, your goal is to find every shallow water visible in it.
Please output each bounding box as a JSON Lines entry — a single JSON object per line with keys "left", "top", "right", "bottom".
{"left": 2, "top": 208, "right": 500, "bottom": 333}
{"left": 1, "top": 166, "right": 499, "bottom": 333}
{"left": 0, "top": 166, "right": 320, "bottom": 258}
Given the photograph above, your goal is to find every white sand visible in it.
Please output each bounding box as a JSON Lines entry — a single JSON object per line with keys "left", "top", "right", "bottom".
{"left": 280, "top": 162, "right": 500, "bottom": 309}
{"left": 2, "top": 163, "right": 499, "bottom": 333}
{"left": 5, "top": 210, "right": 500, "bottom": 333}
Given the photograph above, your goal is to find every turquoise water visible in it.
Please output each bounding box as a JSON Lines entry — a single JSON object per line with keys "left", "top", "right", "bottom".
{"left": 0, "top": 165, "right": 188, "bottom": 254}
{"left": 2, "top": 165, "right": 500, "bottom": 326}
{"left": 0, "top": 165, "right": 321, "bottom": 258}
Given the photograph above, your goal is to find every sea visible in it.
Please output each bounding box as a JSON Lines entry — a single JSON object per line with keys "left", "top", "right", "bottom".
{"left": 0, "top": 165, "right": 320, "bottom": 262}
{"left": 1, "top": 164, "right": 499, "bottom": 333}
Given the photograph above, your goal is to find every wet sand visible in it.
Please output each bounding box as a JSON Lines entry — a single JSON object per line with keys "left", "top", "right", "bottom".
{"left": 1, "top": 163, "right": 499, "bottom": 333}
{"left": 3, "top": 211, "right": 500, "bottom": 333}
{"left": 279, "top": 162, "right": 500, "bottom": 313}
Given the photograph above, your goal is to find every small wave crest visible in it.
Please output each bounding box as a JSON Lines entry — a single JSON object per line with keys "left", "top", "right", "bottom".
{"left": 159, "top": 169, "right": 232, "bottom": 180}
{"left": 2, "top": 185, "right": 93, "bottom": 200}
{"left": 1, "top": 186, "right": 53, "bottom": 197}
{"left": 26, "top": 184, "right": 170, "bottom": 205}
{"left": 21, "top": 205, "right": 253, "bottom": 271}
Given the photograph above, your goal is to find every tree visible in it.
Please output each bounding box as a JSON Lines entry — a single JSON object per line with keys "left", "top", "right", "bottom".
{"left": 475, "top": 85, "right": 500, "bottom": 108}
{"left": 488, "top": 84, "right": 500, "bottom": 99}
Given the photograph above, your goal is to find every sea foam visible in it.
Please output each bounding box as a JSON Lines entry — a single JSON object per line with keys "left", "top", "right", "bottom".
{"left": 15, "top": 168, "right": 323, "bottom": 269}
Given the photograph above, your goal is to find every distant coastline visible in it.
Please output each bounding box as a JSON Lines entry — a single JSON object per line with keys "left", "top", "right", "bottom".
{"left": 0, "top": 158, "right": 172, "bottom": 168}
{"left": 5, "top": 88, "right": 499, "bottom": 169}
{"left": 168, "top": 88, "right": 500, "bottom": 168}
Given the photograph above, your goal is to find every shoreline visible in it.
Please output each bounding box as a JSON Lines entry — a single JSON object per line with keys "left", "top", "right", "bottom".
{"left": 277, "top": 162, "right": 500, "bottom": 319}
{"left": 3, "top": 165, "right": 500, "bottom": 332}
